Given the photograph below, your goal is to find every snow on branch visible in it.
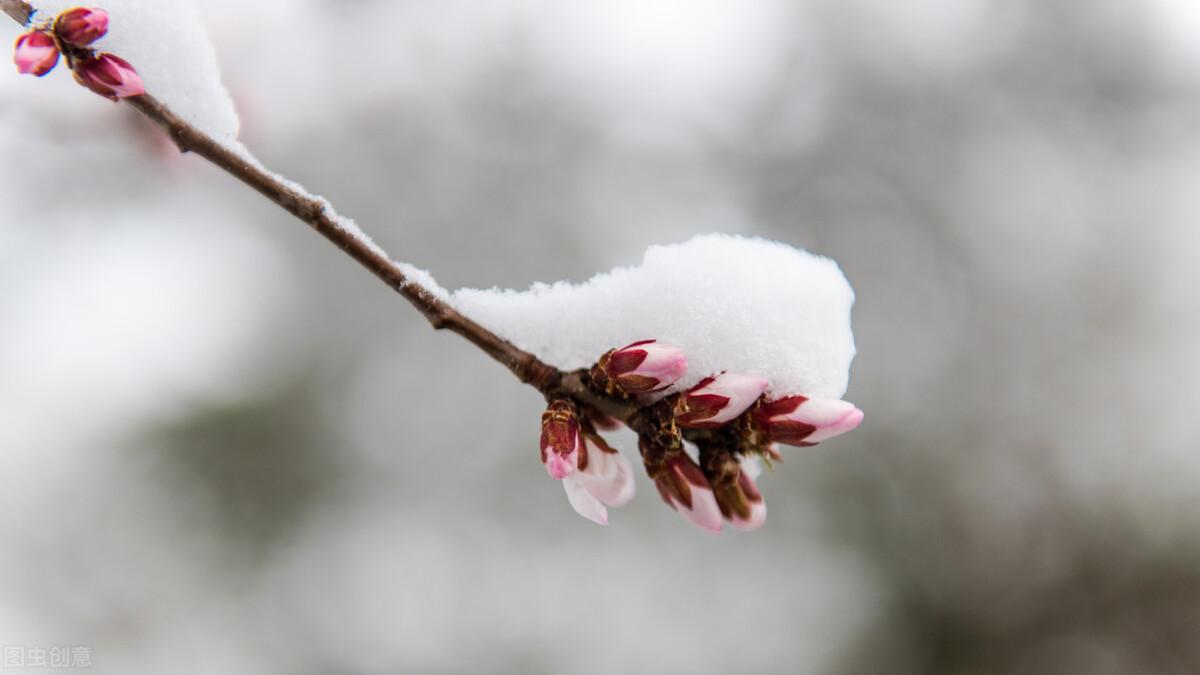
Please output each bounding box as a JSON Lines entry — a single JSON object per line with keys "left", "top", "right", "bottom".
{"left": 452, "top": 234, "right": 857, "bottom": 399}
{"left": 4, "top": 3, "right": 864, "bottom": 534}
{"left": 24, "top": 0, "right": 237, "bottom": 139}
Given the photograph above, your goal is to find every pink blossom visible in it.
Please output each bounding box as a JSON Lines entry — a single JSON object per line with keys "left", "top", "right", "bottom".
{"left": 757, "top": 395, "right": 863, "bottom": 446}
{"left": 13, "top": 31, "right": 59, "bottom": 77}
{"left": 56, "top": 7, "right": 109, "bottom": 47}
{"left": 562, "top": 434, "right": 636, "bottom": 525}
{"left": 73, "top": 53, "right": 144, "bottom": 100}
{"left": 599, "top": 339, "right": 688, "bottom": 394}
{"left": 674, "top": 372, "right": 769, "bottom": 429}
{"left": 540, "top": 400, "right": 581, "bottom": 479}
{"left": 653, "top": 455, "right": 724, "bottom": 533}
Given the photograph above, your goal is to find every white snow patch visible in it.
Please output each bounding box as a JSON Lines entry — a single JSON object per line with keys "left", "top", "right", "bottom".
{"left": 320, "top": 204, "right": 390, "bottom": 260}
{"left": 450, "top": 234, "right": 857, "bottom": 399}
{"left": 28, "top": 0, "right": 239, "bottom": 142}
{"left": 396, "top": 262, "right": 450, "bottom": 301}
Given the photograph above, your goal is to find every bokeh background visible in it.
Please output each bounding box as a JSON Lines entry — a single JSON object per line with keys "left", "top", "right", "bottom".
{"left": 3, "top": 0, "right": 1200, "bottom": 672}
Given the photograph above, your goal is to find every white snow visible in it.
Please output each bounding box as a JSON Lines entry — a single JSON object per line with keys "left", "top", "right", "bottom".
{"left": 396, "top": 261, "right": 449, "bottom": 301}
{"left": 28, "top": 0, "right": 239, "bottom": 142}
{"left": 450, "top": 234, "right": 857, "bottom": 399}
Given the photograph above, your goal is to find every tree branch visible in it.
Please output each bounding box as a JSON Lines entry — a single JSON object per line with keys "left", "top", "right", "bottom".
{"left": 1, "top": 0, "right": 32, "bottom": 25}
{"left": 126, "top": 95, "right": 572, "bottom": 395}
{"left": 5, "top": 4, "right": 640, "bottom": 423}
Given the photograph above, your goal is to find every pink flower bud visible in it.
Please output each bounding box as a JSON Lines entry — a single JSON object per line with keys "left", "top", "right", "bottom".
{"left": 73, "top": 53, "right": 144, "bottom": 100}
{"left": 727, "top": 471, "right": 767, "bottom": 531}
{"left": 757, "top": 395, "right": 863, "bottom": 446}
{"left": 598, "top": 340, "right": 688, "bottom": 394}
{"left": 562, "top": 434, "right": 636, "bottom": 525}
{"left": 55, "top": 7, "right": 109, "bottom": 47}
{"left": 540, "top": 400, "right": 582, "bottom": 479}
{"left": 674, "top": 372, "right": 769, "bottom": 429}
{"left": 13, "top": 31, "right": 59, "bottom": 77}
{"left": 652, "top": 454, "right": 724, "bottom": 533}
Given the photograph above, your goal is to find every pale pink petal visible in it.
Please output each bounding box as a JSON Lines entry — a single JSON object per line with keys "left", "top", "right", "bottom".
{"left": 630, "top": 341, "right": 688, "bottom": 388}
{"left": 803, "top": 405, "right": 864, "bottom": 443}
{"left": 563, "top": 476, "right": 608, "bottom": 525}
{"left": 671, "top": 487, "right": 723, "bottom": 533}
{"left": 583, "top": 448, "right": 636, "bottom": 507}
{"left": 729, "top": 500, "right": 767, "bottom": 531}
{"left": 690, "top": 372, "right": 769, "bottom": 426}
{"left": 786, "top": 397, "right": 858, "bottom": 426}
{"left": 544, "top": 452, "right": 575, "bottom": 480}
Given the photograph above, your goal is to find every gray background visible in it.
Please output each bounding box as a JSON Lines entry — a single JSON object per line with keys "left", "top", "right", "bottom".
{"left": 2, "top": 0, "right": 1199, "bottom": 672}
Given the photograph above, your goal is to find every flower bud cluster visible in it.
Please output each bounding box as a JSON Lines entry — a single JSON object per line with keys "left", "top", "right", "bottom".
{"left": 538, "top": 339, "right": 863, "bottom": 532}
{"left": 13, "top": 7, "right": 144, "bottom": 99}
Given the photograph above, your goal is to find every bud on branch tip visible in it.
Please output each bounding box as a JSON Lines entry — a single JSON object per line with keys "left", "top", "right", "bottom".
{"left": 14, "top": 31, "right": 58, "bottom": 76}
{"left": 56, "top": 7, "right": 109, "bottom": 47}
{"left": 12, "top": 7, "right": 143, "bottom": 100}
{"left": 757, "top": 395, "right": 864, "bottom": 446}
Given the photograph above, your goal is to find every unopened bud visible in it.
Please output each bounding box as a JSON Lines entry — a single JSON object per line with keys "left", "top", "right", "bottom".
{"left": 725, "top": 470, "right": 767, "bottom": 531}
{"left": 540, "top": 399, "right": 582, "bottom": 479}
{"left": 56, "top": 7, "right": 109, "bottom": 47}
{"left": 13, "top": 32, "right": 59, "bottom": 77}
{"left": 73, "top": 53, "right": 144, "bottom": 100}
{"left": 756, "top": 395, "right": 863, "bottom": 446}
{"left": 674, "top": 372, "right": 769, "bottom": 429}
{"left": 699, "top": 442, "right": 767, "bottom": 531}
{"left": 650, "top": 453, "right": 723, "bottom": 533}
{"left": 595, "top": 340, "right": 687, "bottom": 395}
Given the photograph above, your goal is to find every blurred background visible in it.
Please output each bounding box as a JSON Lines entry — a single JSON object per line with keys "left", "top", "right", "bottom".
{"left": 3, "top": 0, "right": 1200, "bottom": 672}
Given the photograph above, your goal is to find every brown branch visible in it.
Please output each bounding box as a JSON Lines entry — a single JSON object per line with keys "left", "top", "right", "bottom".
{"left": 1, "top": 0, "right": 32, "bottom": 25}
{"left": 4, "top": 3, "right": 643, "bottom": 423}
{"left": 126, "top": 94, "right": 570, "bottom": 394}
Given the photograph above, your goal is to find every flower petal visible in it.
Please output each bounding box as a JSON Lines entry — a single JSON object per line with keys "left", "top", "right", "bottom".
{"left": 564, "top": 475, "right": 608, "bottom": 525}
{"left": 582, "top": 449, "right": 636, "bottom": 507}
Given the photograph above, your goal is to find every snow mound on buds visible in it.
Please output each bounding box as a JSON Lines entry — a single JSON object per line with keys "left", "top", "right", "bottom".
{"left": 451, "top": 234, "right": 857, "bottom": 398}
{"left": 29, "top": 0, "right": 238, "bottom": 141}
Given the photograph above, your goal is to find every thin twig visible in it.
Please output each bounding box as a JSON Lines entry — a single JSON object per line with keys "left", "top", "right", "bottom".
{"left": 5, "top": 2, "right": 640, "bottom": 422}
{"left": 125, "top": 95, "right": 567, "bottom": 389}
{"left": 1, "top": 0, "right": 32, "bottom": 25}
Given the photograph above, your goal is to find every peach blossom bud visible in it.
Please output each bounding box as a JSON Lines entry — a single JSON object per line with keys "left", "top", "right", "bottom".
{"left": 757, "top": 395, "right": 863, "bottom": 446}
{"left": 652, "top": 454, "right": 724, "bottom": 533}
{"left": 540, "top": 400, "right": 582, "bottom": 480}
{"left": 597, "top": 340, "right": 688, "bottom": 394}
{"left": 13, "top": 31, "right": 59, "bottom": 77}
{"left": 726, "top": 471, "right": 767, "bottom": 531}
{"left": 73, "top": 53, "right": 144, "bottom": 100}
{"left": 674, "top": 372, "right": 769, "bottom": 429}
{"left": 55, "top": 7, "right": 109, "bottom": 47}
